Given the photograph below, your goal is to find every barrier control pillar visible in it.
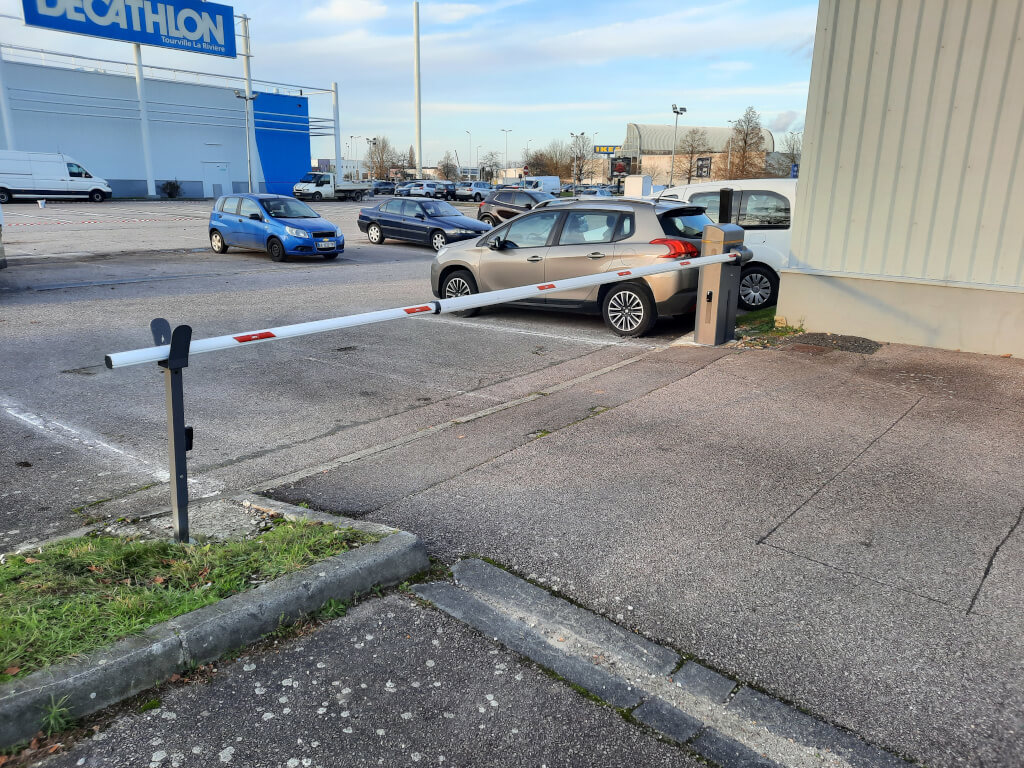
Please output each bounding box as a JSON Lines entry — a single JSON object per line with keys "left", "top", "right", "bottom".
{"left": 694, "top": 189, "right": 752, "bottom": 345}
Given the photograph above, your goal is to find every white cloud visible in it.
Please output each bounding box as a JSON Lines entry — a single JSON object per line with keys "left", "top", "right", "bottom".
{"left": 425, "top": 4, "right": 486, "bottom": 23}
{"left": 769, "top": 110, "right": 801, "bottom": 132}
{"left": 306, "top": 0, "right": 388, "bottom": 23}
{"left": 430, "top": 101, "right": 614, "bottom": 114}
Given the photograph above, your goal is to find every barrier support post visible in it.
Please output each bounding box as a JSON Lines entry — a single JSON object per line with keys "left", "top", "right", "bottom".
{"left": 152, "top": 319, "right": 194, "bottom": 544}
{"left": 694, "top": 191, "right": 750, "bottom": 345}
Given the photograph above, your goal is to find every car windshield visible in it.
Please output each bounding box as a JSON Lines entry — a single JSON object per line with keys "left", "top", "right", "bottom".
{"left": 659, "top": 208, "right": 712, "bottom": 238}
{"left": 299, "top": 173, "right": 321, "bottom": 183}
{"left": 531, "top": 192, "right": 555, "bottom": 201}
{"left": 421, "top": 201, "right": 461, "bottom": 217}
{"left": 263, "top": 198, "right": 319, "bottom": 218}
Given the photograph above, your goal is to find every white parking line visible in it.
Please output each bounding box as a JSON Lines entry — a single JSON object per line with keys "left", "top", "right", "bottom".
{"left": 431, "top": 316, "right": 655, "bottom": 348}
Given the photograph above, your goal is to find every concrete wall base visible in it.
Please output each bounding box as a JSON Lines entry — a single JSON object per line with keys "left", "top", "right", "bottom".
{"left": 776, "top": 272, "right": 1024, "bottom": 358}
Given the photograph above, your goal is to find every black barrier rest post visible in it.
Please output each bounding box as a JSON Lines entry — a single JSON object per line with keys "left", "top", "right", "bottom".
{"left": 154, "top": 320, "right": 193, "bottom": 544}
{"left": 719, "top": 187, "right": 733, "bottom": 224}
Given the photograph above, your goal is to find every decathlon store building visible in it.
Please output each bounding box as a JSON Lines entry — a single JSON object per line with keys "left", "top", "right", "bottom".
{"left": 0, "top": 3, "right": 340, "bottom": 198}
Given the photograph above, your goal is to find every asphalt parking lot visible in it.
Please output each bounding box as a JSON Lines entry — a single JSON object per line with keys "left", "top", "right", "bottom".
{"left": 2, "top": 199, "right": 1021, "bottom": 767}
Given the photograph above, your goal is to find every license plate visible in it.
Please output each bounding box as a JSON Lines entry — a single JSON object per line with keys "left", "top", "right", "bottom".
{"left": 316, "top": 240, "right": 333, "bottom": 249}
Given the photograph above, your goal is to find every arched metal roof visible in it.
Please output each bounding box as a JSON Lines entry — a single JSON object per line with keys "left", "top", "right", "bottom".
{"left": 621, "top": 123, "right": 775, "bottom": 155}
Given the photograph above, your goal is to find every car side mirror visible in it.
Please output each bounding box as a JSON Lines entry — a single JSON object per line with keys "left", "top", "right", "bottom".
{"left": 488, "top": 238, "right": 503, "bottom": 251}
{"left": 524, "top": 204, "right": 532, "bottom": 210}
{"left": 415, "top": 213, "right": 425, "bottom": 220}
{"left": 249, "top": 213, "right": 262, "bottom": 221}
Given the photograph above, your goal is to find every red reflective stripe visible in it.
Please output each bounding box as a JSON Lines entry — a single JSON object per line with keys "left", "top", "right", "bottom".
{"left": 404, "top": 305, "right": 433, "bottom": 314}
{"left": 537, "top": 283, "right": 556, "bottom": 291}
{"left": 617, "top": 271, "right": 632, "bottom": 276}
{"left": 679, "top": 261, "right": 690, "bottom": 265}
{"left": 234, "top": 331, "right": 276, "bottom": 343}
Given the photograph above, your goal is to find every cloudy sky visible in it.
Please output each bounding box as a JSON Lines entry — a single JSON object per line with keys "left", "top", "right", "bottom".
{"left": 3, "top": 0, "right": 817, "bottom": 166}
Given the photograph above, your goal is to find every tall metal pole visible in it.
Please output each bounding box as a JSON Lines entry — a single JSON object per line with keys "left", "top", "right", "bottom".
{"left": 240, "top": 16, "right": 256, "bottom": 192}
{"left": 669, "top": 109, "right": 679, "bottom": 187}
{"left": 133, "top": 44, "right": 156, "bottom": 197}
{"left": 501, "top": 128, "right": 511, "bottom": 180}
{"left": 413, "top": 1, "right": 423, "bottom": 177}
{"left": 332, "top": 82, "right": 342, "bottom": 176}
{"left": 0, "top": 51, "right": 15, "bottom": 150}
{"left": 465, "top": 130, "right": 471, "bottom": 179}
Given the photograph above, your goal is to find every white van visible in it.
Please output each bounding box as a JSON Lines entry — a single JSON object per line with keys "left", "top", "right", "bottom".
{"left": 659, "top": 178, "right": 796, "bottom": 311}
{"left": 521, "top": 176, "right": 560, "bottom": 195}
{"left": 0, "top": 151, "right": 112, "bottom": 204}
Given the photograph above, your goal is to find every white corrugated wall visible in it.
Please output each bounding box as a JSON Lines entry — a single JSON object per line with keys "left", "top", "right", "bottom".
{"left": 790, "top": 0, "right": 1024, "bottom": 290}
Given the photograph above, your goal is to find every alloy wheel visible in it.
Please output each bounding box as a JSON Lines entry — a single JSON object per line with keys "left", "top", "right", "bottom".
{"left": 607, "top": 290, "right": 645, "bottom": 333}
{"left": 444, "top": 277, "right": 472, "bottom": 297}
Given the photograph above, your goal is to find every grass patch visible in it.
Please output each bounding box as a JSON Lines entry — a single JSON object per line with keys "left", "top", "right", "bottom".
{"left": 735, "top": 307, "right": 803, "bottom": 348}
{"left": 0, "top": 521, "right": 381, "bottom": 683}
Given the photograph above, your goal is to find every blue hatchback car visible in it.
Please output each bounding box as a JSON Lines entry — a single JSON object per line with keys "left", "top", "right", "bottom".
{"left": 209, "top": 193, "right": 344, "bottom": 261}
{"left": 357, "top": 198, "right": 491, "bottom": 251}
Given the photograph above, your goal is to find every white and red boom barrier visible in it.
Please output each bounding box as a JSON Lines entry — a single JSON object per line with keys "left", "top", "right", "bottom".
{"left": 104, "top": 250, "right": 742, "bottom": 369}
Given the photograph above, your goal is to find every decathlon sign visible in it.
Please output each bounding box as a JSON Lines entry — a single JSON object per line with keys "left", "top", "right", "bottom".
{"left": 22, "top": 0, "right": 237, "bottom": 58}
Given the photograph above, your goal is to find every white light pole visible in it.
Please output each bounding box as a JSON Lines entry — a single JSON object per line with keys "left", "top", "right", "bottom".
{"left": 501, "top": 128, "right": 511, "bottom": 180}
{"left": 413, "top": 1, "right": 423, "bottom": 177}
{"left": 234, "top": 89, "right": 259, "bottom": 193}
{"left": 465, "top": 130, "right": 471, "bottom": 179}
{"left": 726, "top": 120, "right": 735, "bottom": 178}
{"left": 350, "top": 135, "right": 361, "bottom": 180}
{"left": 476, "top": 145, "right": 482, "bottom": 178}
{"left": 669, "top": 104, "right": 686, "bottom": 187}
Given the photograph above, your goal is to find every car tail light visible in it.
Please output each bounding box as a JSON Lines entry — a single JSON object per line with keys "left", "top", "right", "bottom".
{"left": 478, "top": 201, "right": 485, "bottom": 208}
{"left": 650, "top": 238, "right": 699, "bottom": 259}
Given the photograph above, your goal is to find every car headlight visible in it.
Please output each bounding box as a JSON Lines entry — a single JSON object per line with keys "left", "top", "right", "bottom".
{"left": 285, "top": 226, "right": 310, "bottom": 238}
{"left": 452, "top": 228, "right": 474, "bottom": 234}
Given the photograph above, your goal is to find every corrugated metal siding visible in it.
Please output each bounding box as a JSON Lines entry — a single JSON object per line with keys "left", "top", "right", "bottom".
{"left": 791, "top": 0, "right": 1024, "bottom": 290}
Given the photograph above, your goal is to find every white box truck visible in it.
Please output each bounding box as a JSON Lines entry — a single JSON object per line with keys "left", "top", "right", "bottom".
{"left": 0, "top": 151, "right": 112, "bottom": 203}
{"left": 521, "top": 176, "right": 560, "bottom": 194}
{"left": 292, "top": 172, "right": 372, "bottom": 202}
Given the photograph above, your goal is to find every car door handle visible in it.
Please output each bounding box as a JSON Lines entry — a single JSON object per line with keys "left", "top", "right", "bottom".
{"left": 586, "top": 252, "right": 605, "bottom": 259}
{"left": 526, "top": 255, "right": 543, "bottom": 262}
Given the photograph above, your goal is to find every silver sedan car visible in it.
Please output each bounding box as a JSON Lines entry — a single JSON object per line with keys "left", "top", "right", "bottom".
{"left": 430, "top": 199, "right": 713, "bottom": 336}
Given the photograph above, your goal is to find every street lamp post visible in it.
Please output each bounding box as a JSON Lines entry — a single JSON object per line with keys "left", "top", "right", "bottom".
{"left": 501, "top": 128, "right": 511, "bottom": 181}
{"left": 476, "top": 145, "right": 482, "bottom": 178}
{"left": 233, "top": 89, "right": 259, "bottom": 192}
{"left": 726, "top": 120, "right": 735, "bottom": 178}
{"left": 669, "top": 104, "right": 686, "bottom": 187}
{"left": 465, "top": 130, "right": 471, "bottom": 179}
{"left": 350, "top": 135, "right": 361, "bottom": 180}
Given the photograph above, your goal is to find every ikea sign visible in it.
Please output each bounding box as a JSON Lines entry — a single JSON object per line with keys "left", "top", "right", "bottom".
{"left": 23, "top": 0, "right": 237, "bottom": 58}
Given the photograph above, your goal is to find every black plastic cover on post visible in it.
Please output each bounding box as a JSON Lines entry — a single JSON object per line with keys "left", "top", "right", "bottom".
{"left": 153, "top": 319, "right": 193, "bottom": 544}
{"left": 719, "top": 187, "right": 734, "bottom": 224}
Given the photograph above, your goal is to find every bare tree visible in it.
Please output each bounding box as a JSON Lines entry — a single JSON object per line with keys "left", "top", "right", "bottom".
{"left": 568, "top": 133, "right": 593, "bottom": 185}
{"left": 406, "top": 145, "right": 416, "bottom": 171}
{"left": 365, "top": 136, "right": 401, "bottom": 181}
{"left": 437, "top": 151, "right": 459, "bottom": 181}
{"left": 674, "top": 127, "right": 713, "bottom": 184}
{"left": 729, "top": 106, "right": 767, "bottom": 179}
{"left": 766, "top": 131, "right": 802, "bottom": 177}
{"left": 478, "top": 150, "right": 502, "bottom": 182}
{"left": 524, "top": 140, "right": 571, "bottom": 179}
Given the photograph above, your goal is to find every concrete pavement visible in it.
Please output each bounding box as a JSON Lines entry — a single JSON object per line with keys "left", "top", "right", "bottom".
{"left": 270, "top": 341, "right": 1024, "bottom": 767}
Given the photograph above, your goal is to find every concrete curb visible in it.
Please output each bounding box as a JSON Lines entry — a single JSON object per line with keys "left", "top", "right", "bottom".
{"left": 0, "top": 504, "right": 429, "bottom": 749}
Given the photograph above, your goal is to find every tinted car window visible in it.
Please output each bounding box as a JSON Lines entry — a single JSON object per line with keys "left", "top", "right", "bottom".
{"left": 614, "top": 214, "right": 635, "bottom": 241}
{"left": 738, "top": 190, "right": 790, "bottom": 227}
{"left": 559, "top": 212, "right": 618, "bottom": 245}
{"left": 513, "top": 192, "right": 536, "bottom": 207}
{"left": 494, "top": 192, "right": 515, "bottom": 204}
{"left": 220, "top": 196, "right": 240, "bottom": 214}
{"left": 503, "top": 211, "right": 561, "bottom": 248}
{"left": 238, "top": 198, "right": 262, "bottom": 218}
{"left": 385, "top": 199, "right": 404, "bottom": 214}
{"left": 659, "top": 209, "right": 713, "bottom": 238}
{"left": 402, "top": 200, "right": 423, "bottom": 217}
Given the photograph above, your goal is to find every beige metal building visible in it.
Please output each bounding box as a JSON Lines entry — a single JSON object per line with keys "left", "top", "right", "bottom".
{"left": 777, "top": 0, "right": 1024, "bottom": 357}
{"left": 620, "top": 124, "right": 775, "bottom": 183}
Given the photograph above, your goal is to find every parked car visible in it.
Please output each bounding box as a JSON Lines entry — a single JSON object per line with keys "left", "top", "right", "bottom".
{"left": 405, "top": 181, "right": 439, "bottom": 197}
{"left": 358, "top": 197, "right": 492, "bottom": 251}
{"left": 208, "top": 193, "right": 343, "bottom": 262}
{"left": 456, "top": 181, "right": 493, "bottom": 202}
{"left": 395, "top": 183, "right": 415, "bottom": 196}
{"left": 372, "top": 180, "right": 396, "bottom": 195}
{"left": 0, "top": 150, "right": 111, "bottom": 203}
{"left": 434, "top": 181, "right": 458, "bottom": 200}
{"left": 477, "top": 189, "right": 556, "bottom": 226}
{"left": 578, "top": 186, "right": 612, "bottom": 197}
{"left": 432, "top": 198, "right": 713, "bottom": 336}
{"left": 659, "top": 178, "right": 795, "bottom": 310}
